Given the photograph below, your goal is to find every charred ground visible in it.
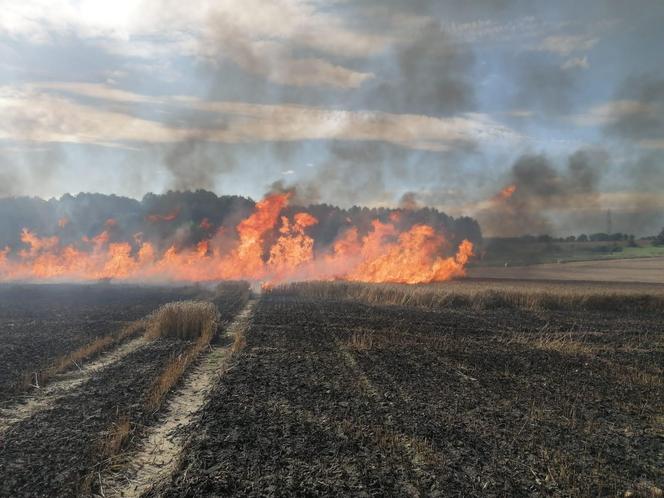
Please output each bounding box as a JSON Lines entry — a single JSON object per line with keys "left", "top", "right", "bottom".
{"left": 154, "top": 285, "right": 664, "bottom": 497}
{"left": 0, "top": 280, "right": 662, "bottom": 497}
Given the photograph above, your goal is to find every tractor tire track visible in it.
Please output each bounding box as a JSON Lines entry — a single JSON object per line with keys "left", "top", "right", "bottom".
{"left": 0, "top": 335, "right": 148, "bottom": 435}
{"left": 100, "top": 299, "right": 255, "bottom": 498}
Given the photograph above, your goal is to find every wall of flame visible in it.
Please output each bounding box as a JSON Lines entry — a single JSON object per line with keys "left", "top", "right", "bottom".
{"left": 0, "top": 193, "right": 473, "bottom": 286}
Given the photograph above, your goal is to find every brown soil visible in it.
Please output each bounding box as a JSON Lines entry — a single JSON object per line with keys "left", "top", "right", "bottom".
{"left": 469, "top": 257, "right": 664, "bottom": 284}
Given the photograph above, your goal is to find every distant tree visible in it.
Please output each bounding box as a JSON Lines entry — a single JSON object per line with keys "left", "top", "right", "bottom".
{"left": 577, "top": 234, "right": 588, "bottom": 242}
{"left": 627, "top": 235, "right": 638, "bottom": 247}
{"left": 654, "top": 228, "right": 664, "bottom": 246}
{"left": 566, "top": 235, "right": 576, "bottom": 242}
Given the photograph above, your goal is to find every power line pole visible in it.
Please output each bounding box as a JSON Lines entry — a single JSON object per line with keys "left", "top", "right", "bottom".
{"left": 607, "top": 209, "right": 612, "bottom": 235}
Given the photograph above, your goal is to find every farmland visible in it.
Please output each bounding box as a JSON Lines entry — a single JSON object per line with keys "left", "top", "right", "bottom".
{"left": 1, "top": 280, "right": 663, "bottom": 497}
{"left": 0, "top": 284, "right": 200, "bottom": 402}
{"left": 470, "top": 257, "right": 664, "bottom": 284}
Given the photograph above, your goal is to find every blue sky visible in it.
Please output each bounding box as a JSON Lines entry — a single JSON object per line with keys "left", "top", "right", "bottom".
{"left": 0, "top": 0, "right": 663, "bottom": 235}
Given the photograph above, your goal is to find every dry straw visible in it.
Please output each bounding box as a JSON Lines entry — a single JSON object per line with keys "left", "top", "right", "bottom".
{"left": 267, "top": 281, "right": 664, "bottom": 313}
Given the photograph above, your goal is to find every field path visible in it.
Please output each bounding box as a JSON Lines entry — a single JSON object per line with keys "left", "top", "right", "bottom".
{"left": 0, "top": 335, "right": 148, "bottom": 435}
{"left": 100, "top": 299, "right": 255, "bottom": 498}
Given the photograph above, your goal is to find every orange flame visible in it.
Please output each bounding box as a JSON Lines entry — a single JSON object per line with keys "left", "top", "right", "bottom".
{"left": 146, "top": 208, "right": 180, "bottom": 223}
{"left": 494, "top": 184, "right": 517, "bottom": 202}
{"left": 0, "top": 194, "right": 473, "bottom": 286}
{"left": 199, "top": 218, "right": 213, "bottom": 231}
{"left": 58, "top": 217, "right": 69, "bottom": 228}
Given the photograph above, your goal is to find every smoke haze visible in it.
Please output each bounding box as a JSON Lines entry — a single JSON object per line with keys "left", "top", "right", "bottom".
{"left": 0, "top": 0, "right": 663, "bottom": 237}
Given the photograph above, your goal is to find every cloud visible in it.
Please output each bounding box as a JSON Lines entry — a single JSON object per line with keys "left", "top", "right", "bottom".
{"left": 29, "top": 81, "right": 165, "bottom": 103}
{"left": 561, "top": 56, "right": 589, "bottom": 70}
{"left": 0, "top": 83, "right": 522, "bottom": 152}
{"left": 506, "top": 109, "right": 534, "bottom": 118}
{"left": 571, "top": 100, "right": 654, "bottom": 127}
{"left": 443, "top": 16, "right": 569, "bottom": 45}
{"left": 200, "top": 30, "right": 375, "bottom": 88}
{"left": 0, "top": 0, "right": 387, "bottom": 89}
{"left": 535, "top": 34, "right": 599, "bottom": 56}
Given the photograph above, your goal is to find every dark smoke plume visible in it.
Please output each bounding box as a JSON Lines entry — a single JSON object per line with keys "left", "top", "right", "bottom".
{"left": 477, "top": 149, "right": 608, "bottom": 236}
{"left": 361, "top": 21, "right": 476, "bottom": 116}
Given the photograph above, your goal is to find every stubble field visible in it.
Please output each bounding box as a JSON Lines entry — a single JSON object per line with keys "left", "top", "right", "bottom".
{"left": 0, "top": 279, "right": 662, "bottom": 497}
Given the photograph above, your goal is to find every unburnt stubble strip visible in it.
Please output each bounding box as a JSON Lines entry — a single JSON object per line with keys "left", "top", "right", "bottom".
{"left": 269, "top": 281, "right": 664, "bottom": 313}
{"left": 144, "top": 301, "right": 220, "bottom": 411}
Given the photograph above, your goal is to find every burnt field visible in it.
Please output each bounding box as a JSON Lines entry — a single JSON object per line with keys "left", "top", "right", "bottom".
{"left": 1, "top": 280, "right": 663, "bottom": 497}
{"left": 0, "top": 284, "right": 199, "bottom": 402}
{"left": 0, "top": 282, "right": 251, "bottom": 497}
{"left": 157, "top": 283, "right": 664, "bottom": 498}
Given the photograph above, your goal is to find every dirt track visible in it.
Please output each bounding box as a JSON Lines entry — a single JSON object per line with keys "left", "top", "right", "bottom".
{"left": 469, "top": 256, "right": 664, "bottom": 284}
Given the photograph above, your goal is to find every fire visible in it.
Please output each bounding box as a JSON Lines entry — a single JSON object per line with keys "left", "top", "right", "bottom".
{"left": 58, "top": 217, "right": 69, "bottom": 228}
{"left": 494, "top": 184, "right": 517, "bottom": 202}
{"left": 0, "top": 194, "right": 474, "bottom": 285}
{"left": 146, "top": 208, "right": 180, "bottom": 223}
{"left": 199, "top": 218, "right": 213, "bottom": 231}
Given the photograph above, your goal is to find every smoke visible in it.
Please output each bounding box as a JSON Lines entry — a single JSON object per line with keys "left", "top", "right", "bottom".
{"left": 0, "top": 146, "right": 65, "bottom": 198}
{"left": 513, "top": 53, "right": 577, "bottom": 114}
{"left": 399, "top": 192, "right": 420, "bottom": 210}
{"left": 601, "top": 75, "right": 664, "bottom": 235}
{"left": 284, "top": 142, "right": 411, "bottom": 207}
{"left": 605, "top": 75, "right": 664, "bottom": 145}
{"left": 477, "top": 149, "right": 608, "bottom": 236}
{"left": 161, "top": 140, "right": 237, "bottom": 191}
{"left": 361, "top": 20, "right": 476, "bottom": 115}
{"left": 0, "top": 163, "right": 19, "bottom": 197}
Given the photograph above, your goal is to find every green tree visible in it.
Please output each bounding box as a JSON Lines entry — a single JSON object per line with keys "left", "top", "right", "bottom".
{"left": 654, "top": 228, "right": 664, "bottom": 246}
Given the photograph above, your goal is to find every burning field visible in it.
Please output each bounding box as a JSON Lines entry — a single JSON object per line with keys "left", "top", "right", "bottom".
{"left": 3, "top": 0, "right": 664, "bottom": 495}
{"left": 0, "top": 192, "right": 475, "bottom": 286}
{"left": 0, "top": 193, "right": 663, "bottom": 498}
{"left": 0, "top": 191, "right": 663, "bottom": 498}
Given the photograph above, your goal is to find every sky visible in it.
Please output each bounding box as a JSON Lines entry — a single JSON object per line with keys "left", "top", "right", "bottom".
{"left": 0, "top": 0, "right": 663, "bottom": 236}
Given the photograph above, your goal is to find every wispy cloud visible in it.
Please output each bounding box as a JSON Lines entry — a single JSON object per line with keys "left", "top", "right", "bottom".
{"left": 0, "top": 0, "right": 387, "bottom": 88}
{"left": 535, "top": 34, "right": 598, "bottom": 56}
{"left": 0, "top": 83, "right": 522, "bottom": 151}
{"left": 561, "top": 56, "right": 589, "bottom": 70}
{"left": 571, "top": 100, "right": 655, "bottom": 127}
